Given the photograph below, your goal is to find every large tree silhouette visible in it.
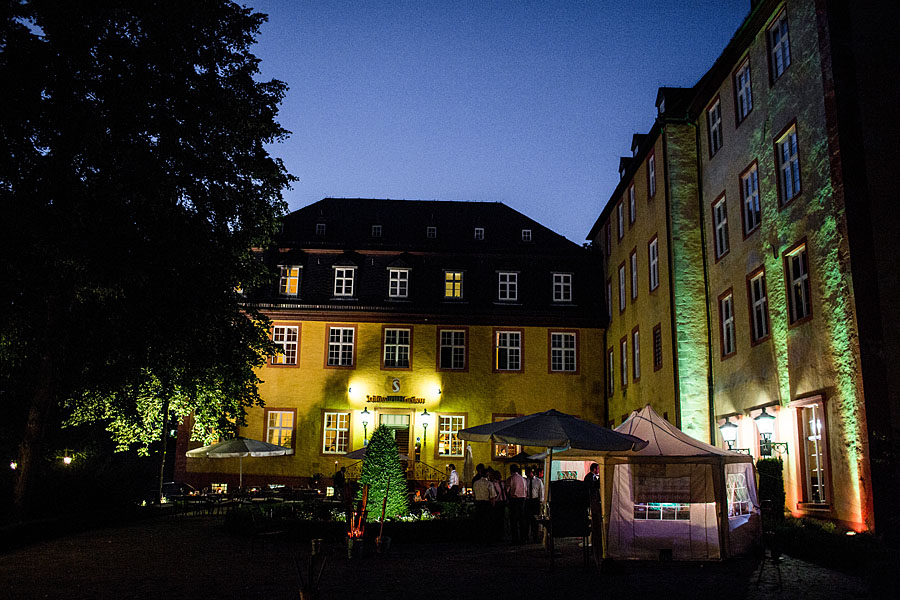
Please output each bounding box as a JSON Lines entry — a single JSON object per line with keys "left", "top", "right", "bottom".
{"left": 0, "top": 0, "right": 294, "bottom": 512}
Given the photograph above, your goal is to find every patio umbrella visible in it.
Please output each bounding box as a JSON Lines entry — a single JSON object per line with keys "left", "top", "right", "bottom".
{"left": 462, "top": 445, "right": 474, "bottom": 487}
{"left": 343, "top": 446, "right": 408, "bottom": 461}
{"left": 186, "top": 436, "right": 294, "bottom": 489}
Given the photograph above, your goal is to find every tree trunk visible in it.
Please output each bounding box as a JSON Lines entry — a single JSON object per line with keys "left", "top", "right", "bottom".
{"left": 156, "top": 396, "right": 171, "bottom": 503}
{"left": 13, "top": 349, "right": 55, "bottom": 515}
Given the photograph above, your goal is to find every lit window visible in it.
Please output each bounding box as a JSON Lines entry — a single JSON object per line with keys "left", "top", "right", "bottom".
{"left": 648, "top": 236, "right": 659, "bottom": 291}
{"left": 493, "top": 415, "right": 521, "bottom": 458}
{"left": 326, "top": 326, "right": 355, "bottom": 367}
{"left": 552, "top": 272, "right": 573, "bottom": 302}
{"left": 444, "top": 271, "right": 463, "bottom": 298}
{"left": 628, "top": 184, "right": 636, "bottom": 224}
{"left": 495, "top": 330, "right": 522, "bottom": 371}
{"left": 617, "top": 203, "right": 624, "bottom": 239}
{"left": 741, "top": 163, "right": 761, "bottom": 234}
{"left": 748, "top": 270, "right": 769, "bottom": 342}
{"left": 439, "top": 329, "right": 466, "bottom": 370}
{"left": 474, "top": 227, "right": 484, "bottom": 240}
{"left": 372, "top": 224, "right": 382, "bottom": 238}
{"left": 620, "top": 337, "right": 627, "bottom": 388}
{"left": 278, "top": 265, "right": 300, "bottom": 297}
{"left": 713, "top": 195, "right": 729, "bottom": 259}
{"left": 316, "top": 223, "right": 326, "bottom": 236}
{"left": 550, "top": 332, "right": 577, "bottom": 372}
{"left": 521, "top": 229, "right": 532, "bottom": 242}
{"left": 426, "top": 226, "right": 437, "bottom": 239}
{"left": 720, "top": 292, "right": 736, "bottom": 357}
{"left": 271, "top": 326, "right": 298, "bottom": 365}
{"left": 607, "top": 348, "right": 615, "bottom": 396}
{"left": 727, "top": 472, "right": 752, "bottom": 517}
{"left": 632, "top": 328, "right": 640, "bottom": 380}
{"left": 769, "top": 10, "right": 791, "bottom": 81}
{"left": 648, "top": 153, "right": 656, "bottom": 198}
{"left": 653, "top": 324, "right": 662, "bottom": 371}
{"left": 707, "top": 98, "right": 723, "bottom": 156}
{"left": 735, "top": 58, "right": 753, "bottom": 122}
{"left": 634, "top": 503, "right": 691, "bottom": 521}
{"left": 498, "top": 272, "right": 518, "bottom": 302}
{"left": 383, "top": 328, "right": 410, "bottom": 369}
{"left": 618, "top": 263, "right": 626, "bottom": 312}
{"left": 797, "top": 399, "right": 828, "bottom": 504}
{"left": 266, "top": 410, "right": 294, "bottom": 447}
{"left": 776, "top": 125, "right": 801, "bottom": 205}
{"left": 333, "top": 267, "right": 355, "bottom": 297}
{"left": 323, "top": 411, "right": 350, "bottom": 454}
{"left": 786, "top": 244, "right": 812, "bottom": 323}
{"left": 438, "top": 415, "right": 465, "bottom": 457}
{"left": 388, "top": 268, "right": 409, "bottom": 298}
{"left": 630, "top": 250, "right": 638, "bottom": 300}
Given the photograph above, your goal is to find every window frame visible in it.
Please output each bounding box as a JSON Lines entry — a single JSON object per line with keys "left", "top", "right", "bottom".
{"left": 712, "top": 193, "right": 730, "bottom": 261}
{"left": 491, "top": 413, "right": 522, "bottom": 459}
{"left": 629, "top": 248, "right": 638, "bottom": 300}
{"left": 648, "top": 235, "right": 660, "bottom": 292}
{"left": 607, "top": 347, "right": 615, "bottom": 396}
{"left": 652, "top": 323, "right": 663, "bottom": 372}
{"left": 521, "top": 229, "right": 532, "bottom": 242}
{"left": 552, "top": 272, "right": 573, "bottom": 303}
{"left": 264, "top": 407, "right": 297, "bottom": 450}
{"left": 443, "top": 270, "right": 464, "bottom": 299}
{"left": 606, "top": 278, "right": 612, "bottom": 321}
{"left": 315, "top": 222, "right": 326, "bottom": 236}
{"left": 426, "top": 226, "right": 437, "bottom": 239}
{"left": 632, "top": 326, "right": 640, "bottom": 382}
{"left": 325, "top": 324, "right": 357, "bottom": 369}
{"left": 620, "top": 336, "right": 628, "bottom": 389}
{"left": 718, "top": 288, "right": 736, "bottom": 359}
{"left": 278, "top": 265, "right": 301, "bottom": 297}
{"left": 381, "top": 326, "right": 412, "bottom": 370}
{"left": 371, "top": 224, "right": 382, "bottom": 238}
{"left": 332, "top": 266, "right": 356, "bottom": 297}
{"left": 271, "top": 324, "right": 300, "bottom": 366}
{"left": 789, "top": 394, "right": 831, "bottom": 508}
{"left": 647, "top": 151, "right": 656, "bottom": 199}
{"left": 474, "top": 227, "right": 484, "bottom": 240}
{"left": 435, "top": 413, "right": 467, "bottom": 459}
{"left": 388, "top": 268, "right": 410, "bottom": 299}
{"left": 746, "top": 267, "right": 771, "bottom": 345}
{"left": 739, "top": 161, "right": 761, "bottom": 238}
{"left": 617, "top": 202, "right": 624, "bottom": 240}
{"left": 437, "top": 327, "right": 468, "bottom": 372}
{"left": 628, "top": 184, "right": 636, "bottom": 225}
{"left": 321, "top": 410, "right": 351, "bottom": 455}
{"left": 733, "top": 56, "right": 753, "bottom": 125}
{"left": 774, "top": 121, "right": 802, "bottom": 207}
{"left": 493, "top": 328, "right": 524, "bottom": 373}
{"left": 707, "top": 95, "right": 723, "bottom": 157}
{"left": 784, "top": 240, "right": 813, "bottom": 326}
{"left": 497, "top": 271, "right": 518, "bottom": 302}
{"left": 767, "top": 9, "right": 792, "bottom": 83}
{"left": 548, "top": 330, "right": 579, "bottom": 374}
{"left": 618, "top": 262, "right": 626, "bottom": 313}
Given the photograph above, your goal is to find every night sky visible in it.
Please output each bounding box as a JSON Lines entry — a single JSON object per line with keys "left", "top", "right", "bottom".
{"left": 250, "top": 0, "right": 750, "bottom": 243}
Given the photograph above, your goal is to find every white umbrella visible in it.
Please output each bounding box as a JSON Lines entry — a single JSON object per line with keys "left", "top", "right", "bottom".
{"left": 462, "top": 444, "right": 474, "bottom": 487}
{"left": 186, "top": 436, "right": 294, "bottom": 488}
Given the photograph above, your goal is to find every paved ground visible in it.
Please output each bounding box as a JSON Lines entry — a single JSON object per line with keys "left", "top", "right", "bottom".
{"left": 0, "top": 515, "right": 879, "bottom": 599}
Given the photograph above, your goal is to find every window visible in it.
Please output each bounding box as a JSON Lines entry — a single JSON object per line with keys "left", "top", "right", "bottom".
{"left": 618, "top": 263, "right": 626, "bottom": 312}
{"left": 748, "top": 269, "right": 770, "bottom": 342}
{"left": 266, "top": 410, "right": 295, "bottom": 447}
{"left": 632, "top": 328, "right": 640, "bottom": 381}
{"left": 628, "top": 184, "right": 636, "bottom": 224}
{"left": 734, "top": 58, "right": 753, "bottom": 122}
{"left": 498, "top": 272, "right": 518, "bottom": 302}
{"left": 426, "top": 226, "right": 437, "bottom": 239}
{"left": 707, "top": 97, "right": 723, "bottom": 156}
{"left": 371, "top": 224, "right": 382, "bottom": 238}
{"left": 719, "top": 291, "right": 736, "bottom": 358}
{"left": 323, "top": 411, "right": 350, "bottom": 454}
{"left": 648, "top": 153, "right": 656, "bottom": 198}
{"left": 630, "top": 249, "right": 638, "bottom": 300}
{"left": 648, "top": 236, "right": 659, "bottom": 291}
{"left": 522, "top": 229, "right": 532, "bottom": 242}
{"left": 620, "top": 337, "right": 628, "bottom": 388}
{"left": 439, "top": 329, "right": 466, "bottom": 370}
{"left": 769, "top": 10, "right": 791, "bottom": 81}
{"left": 315, "top": 223, "right": 326, "bottom": 236}
{"left": 550, "top": 331, "right": 577, "bottom": 373}
{"left": 607, "top": 348, "right": 615, "bottom": 396}
{"left": 634, "top": 503, "right": 691, "bottom": 521}
{"left": 388, "top": 268, "right": 409, "bottom": 298}
{"left": 333, "top": 267, "right": 355, "bottom": 297}
{"left": 740, "top": 162, "right": 761, "bottom": 235}
{"left": 444, "top": 271, "right": 463, "bottom": 299}
{"left": 326, "top": 326, "right": 355, "bottom": 367}
{"left": 438, "top": 415, "right": 465, "bottom": 457}
{"left": 494, "top": 330, "right": 522, "bottom": 371}
{"left": 492, "top": 415, "right": 522, "bottom": 458}
{"left": 652, "top": 324, "right": 662, "bottom": 371}
{"left": 553, "top": 272, "right": 573, "bottom": 302}
{"left": 727, "top": 472, "right": 752, "bottom": 517}
{"left": 474, "top": 227, "right": 484, "bottom": 240}
{"left": 383, "top": 327, "right": 411, "bottom": 369}
{"left": 278, "top": 265, "right": 300, "bottom": 297}
{"left": 271, "top": 325, "right": 298, "bottom": 365}
{"left": 795, "top": 398, "right": 828, "bottom": 504}
{"left": 776, "top": 124, "right": 801, "bottom": 205}
{"left": 713, "top": 195, "right": 730, "bottom": 259}
{"left": 617, "top": 202, "right": 624, "bottom": 239}
{"left": 786, "top": 243, "right": 812, "bottom": 324}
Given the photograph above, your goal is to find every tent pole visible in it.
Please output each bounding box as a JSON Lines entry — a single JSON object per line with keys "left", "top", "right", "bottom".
{"left": 239, "top": 456, "right": 243, "bottom": 489}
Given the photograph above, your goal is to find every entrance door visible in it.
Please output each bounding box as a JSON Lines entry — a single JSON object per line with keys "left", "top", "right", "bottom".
{"left": 379, "top": 413, "right": 411, "bottom": 456}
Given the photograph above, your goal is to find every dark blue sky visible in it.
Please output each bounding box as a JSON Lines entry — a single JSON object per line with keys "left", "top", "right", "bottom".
{"left": 250, "top": 0, "right": 750, "bottom": 243}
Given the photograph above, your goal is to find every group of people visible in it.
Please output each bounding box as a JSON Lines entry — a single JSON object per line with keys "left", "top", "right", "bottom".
{"left": 471, "top": 463, "right": 544, "bottom": 543}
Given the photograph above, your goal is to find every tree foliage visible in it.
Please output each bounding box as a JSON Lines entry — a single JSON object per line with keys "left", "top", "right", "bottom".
{"left": 0, "top": 0, "right": 294, "bottom": 508}
{"left": 357, "top": 426, "right": 409, "bottom": 520}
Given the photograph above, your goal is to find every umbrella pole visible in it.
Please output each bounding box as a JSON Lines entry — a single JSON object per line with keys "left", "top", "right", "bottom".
{"left": 239, "top": 456, "right": 243, "bottom": 489}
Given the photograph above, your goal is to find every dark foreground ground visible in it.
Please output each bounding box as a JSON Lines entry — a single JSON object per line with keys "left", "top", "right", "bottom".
{"left": 0, "top": 514, "right": 884, "bottom": 600}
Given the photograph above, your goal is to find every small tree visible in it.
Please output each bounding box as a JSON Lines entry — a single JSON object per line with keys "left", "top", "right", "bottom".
{"left": 357, "top": 426, "right": 409, "bottom": 520}
{"left": 757, "top": 457, "right": 786, "bottom": 523}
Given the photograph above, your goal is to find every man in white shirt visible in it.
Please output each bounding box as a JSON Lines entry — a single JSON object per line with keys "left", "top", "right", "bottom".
{"left": 507, "top": 464, "right": 527, "bottom": 543}
{"left": 448, "top": 463, "right": 459, "bottom": 494}
{"left": 524, "top": 467, "right": 545, "bottom": 542}
{"left": 473, "top": 471, "right": 497, "bottom": 541}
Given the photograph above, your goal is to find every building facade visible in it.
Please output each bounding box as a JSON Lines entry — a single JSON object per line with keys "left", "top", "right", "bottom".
{"left": 589, "top": 0, "right": 899, "bottom": 534}
{"left": 178, "top": 198, "right": 605, "bottom": 489}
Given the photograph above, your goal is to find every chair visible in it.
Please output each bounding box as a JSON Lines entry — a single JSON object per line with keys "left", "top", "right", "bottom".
{"left": 548, "top": 479, "right": 591, "bottom": 567}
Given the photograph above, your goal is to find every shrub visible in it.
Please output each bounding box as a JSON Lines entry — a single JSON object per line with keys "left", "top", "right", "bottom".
{"left": 356, "top": 426, "right": 409, "bottom": 520}
{"left": 756, "top": 457, "right": 785, "bottom": 524}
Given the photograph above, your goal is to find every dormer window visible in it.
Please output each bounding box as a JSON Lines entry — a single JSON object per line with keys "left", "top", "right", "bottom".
{"left": 474, "top": 227, "right": 484, "bottom": 240}
{"left": 521, "top": 229, "right": 532, "bottom": 242}
{"left": 427, "top": 226, "right": 437, "bottom": 239}
{"left": 333, "top": 266, "right": 356, "bottom": 297}
{"left": 372, "top": 225, "right": 382, "bottom": 238}
{"left": 316, "top": 223, "right": 326, "bottom": 236}
{"left": 278, "top": 265, "right": 301, "bottom": 297}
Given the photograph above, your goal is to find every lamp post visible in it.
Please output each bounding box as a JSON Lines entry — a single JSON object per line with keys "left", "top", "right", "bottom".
{"left": 719, "top": 417, "right": 738, "bottom": 450}
{"left": 754, "top": 407, "right": 787, "bottom": 456}
{"left": 361, "top": 407, "right": 369, "bottom": 445}
{"left": 421, "top": 408, "right": 429, "bottom": 455}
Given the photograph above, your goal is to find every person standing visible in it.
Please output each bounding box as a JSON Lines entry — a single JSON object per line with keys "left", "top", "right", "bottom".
{"left": 524, "top": 467, "right": 544, "bottom": 542}
{"left": 448, "top": 464, "right": 459, "bottom": 494}
{"left": 490, "top": 469, "right": 507, "bottom": 541}
{"left": 333, "top": 466, "right": 346, "bottom": 501}
{"left": 473, "top": 469, "right": 496, "bottom": 542}
{"left": 507, "top": 464, "right": 527, "bottom": 543}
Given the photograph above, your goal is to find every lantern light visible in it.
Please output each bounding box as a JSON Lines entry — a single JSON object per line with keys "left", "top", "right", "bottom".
{"left": 719, "top": 417, "right": 738, "bottom": 449}
{"left": 754, "top": 406, "right": 776, "bottom": 437}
